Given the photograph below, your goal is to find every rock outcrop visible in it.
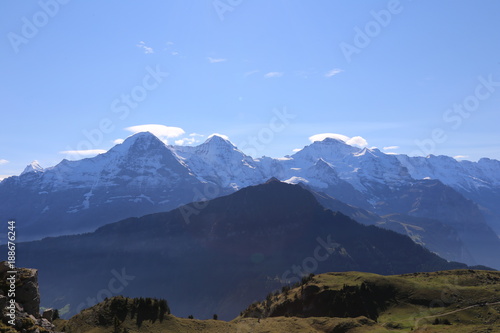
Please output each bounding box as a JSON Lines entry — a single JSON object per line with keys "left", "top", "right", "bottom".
{"left": 0, "top": 261, "right": 58, "bottom": 333}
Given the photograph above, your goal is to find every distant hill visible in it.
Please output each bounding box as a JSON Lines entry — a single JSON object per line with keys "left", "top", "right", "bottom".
{"left": 12, "top": 180, "right": 481, "bottom": 320}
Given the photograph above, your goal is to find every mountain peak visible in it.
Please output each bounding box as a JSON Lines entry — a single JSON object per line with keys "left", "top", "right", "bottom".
{"left": 321, "top": 137, "right": 348, "bottom": 145}
{"left": 124, "top": 131, "right": 160, "bottom": 144}
{"left": 203, "top": 134, "right": 234, "bottom": 146}
{"left": 21, "top": 160, "right": 44, "bottom": 176}
{"left": 110, "top": 131, "right": 166, "bottom": 154}
{"left": 265, "top": 177, "right": 281, "bottom": 184}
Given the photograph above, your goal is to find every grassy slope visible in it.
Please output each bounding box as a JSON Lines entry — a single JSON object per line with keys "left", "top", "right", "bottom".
{"left": 55, "top": 313, "right": 388, "bottom": 333}
{"left": 240, "top": 270, "right": 500, "bottom": 332}
{"left": 54, "top": 270, "right": 500, "bottom": 333}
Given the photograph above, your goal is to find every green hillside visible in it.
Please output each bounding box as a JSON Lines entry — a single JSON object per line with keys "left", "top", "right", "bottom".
{"left": 52, "top": 269, "right": 500, "bottom": 333}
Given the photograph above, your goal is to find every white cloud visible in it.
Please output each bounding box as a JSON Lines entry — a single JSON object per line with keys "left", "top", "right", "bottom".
{"left": 189, "top": 133, "right": 204, "bottom": 137}
{"left": 308, "top": 133, "right": 368, "bottom": 148}
{"left": 264, "top": 72, "right": 284, "bottom": 78}
{"left": 292, "top": 148, "right": 301, "bottom": 153}
{"left": 60, "top": 149, "right": 107, "bottom": 156}
{"left": 208, "top": 57, "right": 227, "bottom": 63}
{"left": 0, "top": 159, "right": 9, "bottom": 165}
{"left": 136, "top": 41, "right": 154, "bottom": 54}
{"left": 208, "top": 133, "right": 230, "bottom": 140}
{"left": 125, "top": 125, "right": 185, "bottom": 144}
{"left": 325, "top": 68, "right": 343, "bottom": 77}
{"left": 113, "top": 139, "right": 124, "bottom": 145}
{"left": 383, "top": 146, "right": 399, "bottom": 151}
{"left": 454, "top": 155, "right": 469, "bottom": 160}
{"left": 174, "top": 137, "right": 201, "bottom": 146}
{"left": 0, "top": 175, "right": 13, "bottom": 181}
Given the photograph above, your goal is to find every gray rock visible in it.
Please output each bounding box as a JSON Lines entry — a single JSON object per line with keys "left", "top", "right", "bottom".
{"left": 16, "top": 268, "right": 40, "bottom": 317}
{"left": 0, "top": 261, "right": 10, "bottom": 274}
{"left": 42, "top": 308, "right": 54, "bottom": 322}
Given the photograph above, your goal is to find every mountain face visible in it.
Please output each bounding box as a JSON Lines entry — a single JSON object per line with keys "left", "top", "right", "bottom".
{"left": 1, "top": 132, "right": 500, "bottom": 267}
{"left": 12, "top": 181, "right": 476, "bottom": 321}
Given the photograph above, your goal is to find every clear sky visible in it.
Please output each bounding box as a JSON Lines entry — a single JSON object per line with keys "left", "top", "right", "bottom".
{"left": 1, "top": 0, "right": 500, "bottom": 179}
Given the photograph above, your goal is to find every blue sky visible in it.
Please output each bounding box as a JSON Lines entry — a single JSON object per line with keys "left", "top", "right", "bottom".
{"left": 1, "top": 0, "right": 500, "bottom": 178}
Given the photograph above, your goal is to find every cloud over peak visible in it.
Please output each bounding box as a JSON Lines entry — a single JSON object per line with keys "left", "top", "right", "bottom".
{"left": 125, "top": 124, "right": 185, "bottom": 144}
{"left": 308, "top": 133, "right": 368, "bottom": 148}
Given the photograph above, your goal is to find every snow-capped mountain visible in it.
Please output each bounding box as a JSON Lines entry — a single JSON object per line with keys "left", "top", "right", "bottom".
{"left": 1, "top": 131, "right": 500, "bottom": 268}
{"left": 0, "top": 132, "right": 216, "bottom": 239}
{"left": 171, "top": 135, "right": 266, "bottom": 190}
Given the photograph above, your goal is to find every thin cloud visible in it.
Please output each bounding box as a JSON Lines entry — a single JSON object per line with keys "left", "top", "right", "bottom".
{"left": 208, "top": 57, "right": 227, "bottom": 63}
{"left": 264, "top": 72, "right": 284, "bottom": 78}
{"left": 125, "top": 124, "right": 185, "bottom": 144}
{"left": 325, "top": 68, "right": 343, "bottom": 77}
{"left": 383, "top": 146, "right": 399, "bottom": 151}
{"left": 0, "top": 159, "right": 9, "bottom": 165}
{"left": 113, "top": 139, "right": 124, "bottom": 145}
{"left": 292, "top": 148, "right": 301, "bottom": 153}
{"left": 189, "top": 133, "right": 204, "bottom": 137}
{"left": 60, "top": 149, "right": 107, "bottom": 156}
{"left": 136, "top": 41, "right": 154, "bottom": 54}
{"left": 244, "top": 70, "right": 260, "bottom": 77}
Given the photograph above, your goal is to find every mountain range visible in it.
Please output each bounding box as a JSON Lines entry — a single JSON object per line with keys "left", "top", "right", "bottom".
{"left": 11, "top": 180, "right": 484, "bottom": 321}
{"left": 1, "top": 131, "right": 500, "bottom": 269}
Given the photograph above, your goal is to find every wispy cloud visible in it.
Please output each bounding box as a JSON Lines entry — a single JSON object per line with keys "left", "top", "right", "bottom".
{"left": 189, "top": 133, "right": 204, "bottom": 137}
{"left": 113, "top": 139, "right": 124, "bottom": 145}
{"left": 136, "top": 41, "right": 154, "bottom": 54}
{"left": 264, "top": 72, "right": 284, "bottom": 78}
{"left": 325, "top": 68, "right": 343, "bottom": 78}
{"left": 292, "top": 148, "right": 301, "bottom": 153}
{"left": 0, "top": 159, "right": 9, "bottom": 165}
{"left": 60, "top": 149, "right": 107, "bottom": 156}
{"left": 383, "top": 146, "right": 399, "bottom": 151}
{"left": 244, "top": 70, "right": 260, "bottom": 77}
{"left": 125, "top": 124, "right": 185, "bottom": 144}
{"left": 208, "top": 57, "right": 227, "bottom": 63}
